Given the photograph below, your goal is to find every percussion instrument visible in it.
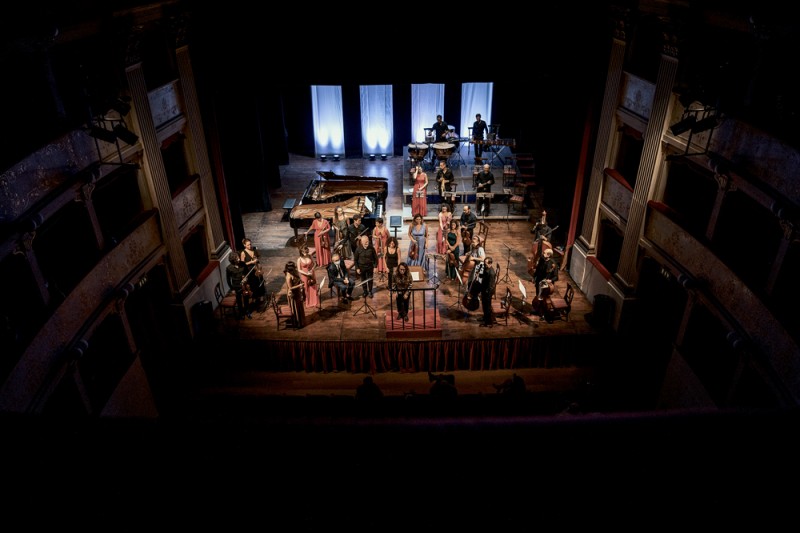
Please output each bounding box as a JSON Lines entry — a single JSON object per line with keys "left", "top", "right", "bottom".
{"left": 408, "top": 142, "right": 429, "bottom": 161}
{"left": 425, "top": 134, "right": 435, "bottom": 143}
{"left": 433, "top": 142, "right": 455, "bottom": 158}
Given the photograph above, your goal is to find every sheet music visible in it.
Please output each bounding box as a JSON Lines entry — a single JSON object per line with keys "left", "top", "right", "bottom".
{"left": 518, "top": 279, "right": 527, "bottom": 301}
{"left": 411, "top": 271, "right": 421, "bottom": 281}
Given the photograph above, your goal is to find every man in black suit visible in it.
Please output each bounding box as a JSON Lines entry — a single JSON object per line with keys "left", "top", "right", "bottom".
{"left": 479, "top": 256, "right": 496, "bottom": 327}
{"left": 327, "top": 252, "right": 355, "bottom": 302}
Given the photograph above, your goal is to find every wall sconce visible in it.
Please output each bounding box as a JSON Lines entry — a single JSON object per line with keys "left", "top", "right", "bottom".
{"left": 368, "top": 154, "right": 376, "bottom": 161}
{"left": 332, "top": 154, "right": 340, "bottom": 162}
{"left": 320, "top": 155, "right": 327, "bottom": 162}
{"left": 380, "top": 154, "right": 388, "bottom": 161}
{"left": 691, "top": 115, "right": 719, "bottom": 134}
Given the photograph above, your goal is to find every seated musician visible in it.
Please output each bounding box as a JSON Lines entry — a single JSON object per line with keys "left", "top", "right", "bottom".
{"left": 459, "top": 234, "right": 486, "bottom": 266}
{"left": 472, "top": 113, "right": 488, "bottom": 160}
{"left": 436, "top": 160, "right": 455, "bottom": 213}
{"left": 531, "top": 209, "right": 554, "bottom": 262}
{"left": 475, "top": 163, "right": 495, "bottom": 216}
{"left": 459, "top": 205, "right": 478, "bottom": 256}
{"left": 532, "top": 248, "right": 558, "bottom": 317}
{"left": 327, "top": 251, "right": 355, "bottom": 303}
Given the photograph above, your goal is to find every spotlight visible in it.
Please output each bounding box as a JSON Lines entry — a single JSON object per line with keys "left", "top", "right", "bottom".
{"left": 380, "top": 154, "right": 388, "bottom": 161}
{"left": 669, "top": 116, "right": 696, "bottom": 136}
{"left": 87, "top": 125, "right": 117, "bottom": 144}
{"left": 320, "top": 155, "right": 327, "bottom": 162}
{"left": 113, "top": 124, "right": 138, "bottom": 145}
{"left": 333, "top": 154, "right": 340, "bottom": 162}
{"left": 369, "top": 154, "right": 376, "bottom": 161}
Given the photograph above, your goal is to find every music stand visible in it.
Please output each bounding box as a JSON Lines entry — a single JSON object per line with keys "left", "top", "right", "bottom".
{"left": 390, "top": 215, "right": 402, "bottom": 240}
{"left": 318, "top": 275, "right": 327, "bottom": 310}
{"left": 476, "top": 192, "right": 493, "bottom": 221}
{"left": 441, "top": 191, "right": 456, "bottom": 213}
{"left": 353, "top": 277, "right": 376, "bottom": 317}
{"left": 448, "top": 268, "right": 466, "bottom": 314}
{"left": 499, "top": 243, "right": 512, "bottom": 283}
{"left": 426, "top": 253, "right": 443, "bottom": 286}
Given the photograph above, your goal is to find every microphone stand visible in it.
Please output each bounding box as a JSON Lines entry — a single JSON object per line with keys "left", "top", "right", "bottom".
{"left": 499, "top": 243, "right": 512, "bottom": 283}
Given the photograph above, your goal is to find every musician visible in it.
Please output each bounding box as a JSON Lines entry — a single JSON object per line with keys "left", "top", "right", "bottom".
{"left": 407, "top": 213, "right": 428, "bottom": 267}
{"left": 384, "top": 236, "right": 400, "bottom": 289}
{"left": 531, "top": 209, "right": 554, "bottom": 262}
{"left": 460, "top": 205, "right": 478, "bottom": 256}
{"left": 436, "top": 160, "right": 455, "bottom": 213}
{"left": 347, "top": 214, "right": 367, "bottom": 257}
{"left": 372, "top": 217, "right": 390, "bottom": 275}
{"left": 475, "top": 163, "right": 495, "bottom": 216}
{"left": 432, "top": 114, "right": 449, "bottom": 143}
{"left": 297, "top": 244, "right": 319, "bottom": 308}
{"left": 460, "top": 234, "right": 486, "bottom": 265}
{"left": 437, "top": 204, "right": 452, "bottom": 255}
{"left": 306, "top": 212, "right": 331, "bottom": 268}
{"left": 284, "top": 261, "right": 306, "bottom": 329}
{"left": 532, "top": 248, "right": 558, "bottom": 299}
{"left": 327, "top": 251, "right": 355, "bottom": 303}
{"left": 225, "top": 253, "right": 250, "bottom": 319}
{"left": 240, "top": 238, "right": 265, "bottom": 305}
{"left": 479, "top": 256, "right": 496, "bottom": 327}
{"left": 444, "top": 220, "right": 461, "bottom": 282}
{"left": 354, "top": 235, "right": 378, "bottom": 299}
{"left": 393, "top": 261, "right": 413, "bottom": 321}
{"left": 411, "top": 165, "right": 428, "bottom": 217}
{"left": 332, "top": 205, "right": 351, "bottom": 260}
{"left": 472, "top": 113, "right": 488, "bottom": 160}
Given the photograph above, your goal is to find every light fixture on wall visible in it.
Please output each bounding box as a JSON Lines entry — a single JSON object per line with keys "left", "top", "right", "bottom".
{"left": 320, "top": 154, "right": 327, "bottom": 162}
{"left": 368, "top": 154, "right": 376, "bottom": 161}
{"left": 332, "top": 154, "right": 340, "bottom": 162}
{"left": 380, "top": 154, "right": 388, "bottom": 161}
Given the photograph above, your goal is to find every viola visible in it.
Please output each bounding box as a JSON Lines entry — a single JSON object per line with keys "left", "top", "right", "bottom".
{"left": 242, "top": 280, "right": 253, "bottom": 298}
{"left": 448, "top": 251, "right": 457, "bottom": 267}
{"left": 409, "top": 240, "right": 418, "bottom": 261}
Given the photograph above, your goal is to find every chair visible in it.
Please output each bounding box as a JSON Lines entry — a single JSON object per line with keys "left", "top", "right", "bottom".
{"left": 271, "top": 291, "right": 294, "bottom": 330}
{"left": 508, "top": 182, "right": 526, "bottom": 215}
{"left": 491, "top": 287, "right": 511, "bottom": 326}
{"left": 476, "top": 220, "right": 489, "bottom": 249}
{"left": 549, "top": 284, "right": 574, "bottom": 322}
{"left": 214, "top": 282, "right": 238, "bottom": 323}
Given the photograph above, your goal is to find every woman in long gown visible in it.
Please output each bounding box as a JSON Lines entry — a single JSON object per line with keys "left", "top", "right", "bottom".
{"left": 297, "top": 245, "right": 319, "bottom": 309}
{"left": 372, "top": 217, "right": 390, "bottom": 275}
{"left": 406, "top": 213, "right": 428, "bottom": 267}
{"left": 284, "top": 261, "right": 306, "bottom": 329}
{"left": 437, "top": 204, "right": 452, "bottom": 255}
{"left": 411, "top": 165, "right": 428, "bottom": 217}
{"left": 384, "top": 236, "right": 400, "bottom": 289}
{"left": 445, "top": 219, "right": 461, "bottom": 282}
{"left": 306, "top": 211, "right": 331, "bottom": 268}
{"left": 332, "top": 205, "right": 351, "bottom": 260}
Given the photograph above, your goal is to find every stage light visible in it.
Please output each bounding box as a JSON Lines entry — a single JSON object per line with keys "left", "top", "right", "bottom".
{"left": 669, "top": 116, "right": 696, "bottom": 136}
{"left": 113, "top": 124, "right": 138, "bottom": 145}
{"left": 333, "top": 154, "right": 340, "bottom": 162}
{"left": 380, "top": 154, "right": 388, "bottom": 160}
{"left": 320, "top": 155, "right": 327, "bottom": 162}
{"left": 88, "top": 125, "right": 117, "bottom": 144}
{"left": 369, "top": 154, "right": 376, "bottom": 161}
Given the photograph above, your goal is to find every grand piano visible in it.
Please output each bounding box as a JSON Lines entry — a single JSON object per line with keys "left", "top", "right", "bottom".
{"left": 288, "top": 171, "right": 388, "bottom": 241}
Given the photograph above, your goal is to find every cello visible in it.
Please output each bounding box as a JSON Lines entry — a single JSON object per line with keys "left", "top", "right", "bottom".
{"left": 461, "top": 261, "right": 482, "bottom": 311}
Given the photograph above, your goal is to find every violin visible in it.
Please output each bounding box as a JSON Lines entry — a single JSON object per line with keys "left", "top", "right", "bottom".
{"left": 242, "top": 279, "right": 253, "bottom": 298}
{"left": 409, "top": 240, "right": 418, "bottom": 261}
{"left": 448, "top": 251, "right": 457, "bottom": 267}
